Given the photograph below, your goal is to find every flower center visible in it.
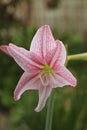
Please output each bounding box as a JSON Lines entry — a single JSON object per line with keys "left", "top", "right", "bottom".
{"left": 40, "top": 64, "right": 54, "bottom": 86}
{"left": 42, "top": 64, "right": 53, "bottom": 74}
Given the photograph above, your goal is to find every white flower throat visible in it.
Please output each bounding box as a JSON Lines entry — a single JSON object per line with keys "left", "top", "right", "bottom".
{"left": 40, "top": 64, "right": 54, "bottom": 86}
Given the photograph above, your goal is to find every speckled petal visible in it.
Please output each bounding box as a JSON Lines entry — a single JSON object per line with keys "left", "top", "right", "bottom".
{"left": 30, "top": 25, "right": 56, "bottom": 58}
{"left": 35, "top": 86, "right": 52, "bottom": 112}
{"left": 14, "top": 72, "right": 40, "bottom": 100}
{"left": 8, "top": 43, "right": 43, "bottom": 72}
{"left": 0, "top": 45, "right": 10, "bottom": 55}
{"left": 55, "top": 66, "right": 77, "bottom": 87}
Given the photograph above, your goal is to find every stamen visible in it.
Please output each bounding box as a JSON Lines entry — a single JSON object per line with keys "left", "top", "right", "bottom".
{"left": 39, "top": 64, "right": 54, "bottom": 87}
{"left": 39, "top": 74, "right": 49, "bottom": 87}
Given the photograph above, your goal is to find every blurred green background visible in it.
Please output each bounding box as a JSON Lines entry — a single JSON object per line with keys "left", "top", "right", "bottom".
{"left": 0, "top": 0, "right": 87, "bottom": 130}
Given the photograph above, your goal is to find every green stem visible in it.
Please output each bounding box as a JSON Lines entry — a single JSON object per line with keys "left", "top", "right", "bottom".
{"left": 45, "top": 91, "right": 54, "bottom": 130}
{"left": 68, "top": 53, "right": 87, "bottom": 61}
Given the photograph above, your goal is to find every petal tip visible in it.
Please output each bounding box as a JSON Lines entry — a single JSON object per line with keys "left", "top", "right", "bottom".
{"left": 42, "top": 24, "right": 50, "bottom": 28}
{"left": 14, "top": 95, "right": 20, "bottom": 101}
{"left": 34, "top": 105, "right": 43, "bottom": 112}
{"left": 0, "top": 45, "right": 9, "bottom": 55}
{"left": 9, "top": 43, "right": 16, "bottom": 48}
{"left": 34, "top": 108, "right": 40, "bottom": 112}
{"left": 39, "top": 25, "right": 51, "bottom": 32}
{"left": 69, "top": 75, "right": 77, "bottom": 87}
{"left": 72, "top": 78, "right": 77, "bottom": 87}
{"left": 14, "top": 90, "right": 21, "bottom": 101}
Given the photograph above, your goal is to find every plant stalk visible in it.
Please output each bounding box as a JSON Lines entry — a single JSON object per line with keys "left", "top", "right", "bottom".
{"left": 68, "top": 53, "right": 87, "bottom": 61}
{"left": 45, "top": 91, "right": 54, "bottom": 130}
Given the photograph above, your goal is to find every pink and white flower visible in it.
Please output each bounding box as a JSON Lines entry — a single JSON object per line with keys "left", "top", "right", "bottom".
{"left": 0, "top": 25, "right": 77, "bottom": 112}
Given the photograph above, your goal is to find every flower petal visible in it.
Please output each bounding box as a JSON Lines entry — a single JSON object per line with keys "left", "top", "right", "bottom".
{"left": 55, "top": 66, "right": 77, "bottom": 87}
{"left": 45, "top": 40, "right": 66, "bottom": 67}
{"left": 8, "top": 43, "right": 43, "bottom": 72}
{"left": 30, "top": 25, "right": 56, "bottom": 58}
{"left": 35, "top": 86, "right": 52, "bottom": 112}
{"left": 0, "top": 45, "right": 10, "bottom": 55}
{"left": 14, "top": 72, "right": 41, "bottom": 100}
{"left": 50, "top": 73, "right": 71, "bottom": 88}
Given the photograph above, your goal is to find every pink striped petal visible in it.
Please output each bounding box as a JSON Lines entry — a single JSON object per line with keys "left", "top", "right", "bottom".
{"left": 45, "top": 40, "right": 66, "bottom": 67}
{"left": 35, "top": 86, "right": 52, "bottom": 112}
{"left": 30, "top": 25, "right": 56, "bottom": 58}
{"left": 44, "top": 46, "right": 57, "bottom": 65}
{"left": 14, "top": 72, "right": 41, "bottom": 100}
{"left": 55, "top": 66, "right": 77, "bottom": 87}
{"left": 50, "top": 73, "right": 71, "bottom": 88}
{"left": 8, "top": 43, "right": 43, "bottom": 72}
{"left": 0, "top": 45, "right": 10, "bottom": 55}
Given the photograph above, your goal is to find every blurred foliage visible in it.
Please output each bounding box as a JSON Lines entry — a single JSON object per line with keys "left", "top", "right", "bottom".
{"left": 0, "top": 1, "right": 87, "bottom": 129}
